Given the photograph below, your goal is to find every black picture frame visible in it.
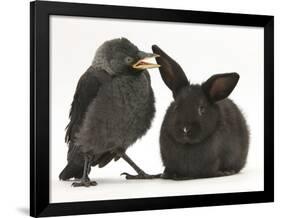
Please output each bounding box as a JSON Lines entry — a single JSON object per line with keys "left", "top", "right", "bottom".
{"left": 30, "top": 1, "right": 274, "bottom": 217}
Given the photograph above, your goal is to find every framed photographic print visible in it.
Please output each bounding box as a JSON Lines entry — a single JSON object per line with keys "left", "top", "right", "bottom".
{"left": 30, "top": 1, "right": 274, "bottom": 217}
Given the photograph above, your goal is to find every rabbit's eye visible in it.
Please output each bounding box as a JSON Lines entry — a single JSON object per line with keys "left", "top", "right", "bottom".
{"left": 198, "top": 105, "right": 205, "bottom": 116}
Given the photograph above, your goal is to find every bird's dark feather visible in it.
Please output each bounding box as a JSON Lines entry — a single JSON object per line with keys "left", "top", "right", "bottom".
{"left": 60, "top": 67, "right": 113, "bottom": 180}
{"left": 65, "top": 66, "right": 101, "bottom": 145}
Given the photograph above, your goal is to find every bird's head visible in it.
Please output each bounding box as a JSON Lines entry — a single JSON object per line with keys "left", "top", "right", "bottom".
{"left": 92, "top": 38, "right": 160, "bottom": 76}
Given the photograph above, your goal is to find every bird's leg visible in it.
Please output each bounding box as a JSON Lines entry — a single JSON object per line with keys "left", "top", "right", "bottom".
{"left": 120, "top": 152, "right": 161, "bottom": 180}
{"left": 72, "top": 156, "right": 97, "bottom": 187}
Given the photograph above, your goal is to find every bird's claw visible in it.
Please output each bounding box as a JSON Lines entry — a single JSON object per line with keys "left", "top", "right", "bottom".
{"left": 121, "top": 172, "right": 161, "bottom": 180}
{"left": 72, "top": 179, "right": 97, "bottom": 187}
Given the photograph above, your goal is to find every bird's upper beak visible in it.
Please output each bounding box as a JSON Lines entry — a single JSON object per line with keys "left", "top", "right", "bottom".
{"left": 132, "top": 51, "right": 161, "bottom": 70}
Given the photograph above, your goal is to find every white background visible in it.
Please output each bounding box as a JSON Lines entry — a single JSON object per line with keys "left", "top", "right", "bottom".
{"left": 50, "top": 16, "right": 264, "bottom": 203}
{"left": 0, "top": 0, "right": 280, "bottom": 217}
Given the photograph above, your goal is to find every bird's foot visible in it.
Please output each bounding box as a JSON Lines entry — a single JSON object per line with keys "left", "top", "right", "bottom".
{"left": 71, "top": 178, "right": 97, "bottom": 187}
{"left": 121, "top": 172, "right": 161, "bottom": 180}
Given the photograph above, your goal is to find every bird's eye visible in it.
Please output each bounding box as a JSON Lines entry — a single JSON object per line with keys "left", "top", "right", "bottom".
{"left": 198, "top": 105, "right": 205, "bottom": 116}
{"left": 125, "top": 57, "right": 133, "bottom": 64}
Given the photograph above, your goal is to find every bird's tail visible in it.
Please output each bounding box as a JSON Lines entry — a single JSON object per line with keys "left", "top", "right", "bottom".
{"left": 59, "top": 162, "right": 84, "bottom": 180}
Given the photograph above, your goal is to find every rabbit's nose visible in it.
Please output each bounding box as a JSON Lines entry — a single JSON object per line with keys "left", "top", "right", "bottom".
{"left": 183, "top": 126, "right": 191, "bottom": 135}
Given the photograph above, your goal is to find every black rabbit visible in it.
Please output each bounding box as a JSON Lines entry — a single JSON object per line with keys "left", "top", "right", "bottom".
{"left": 152, "top": 45, "right": 249, "bottom": 180}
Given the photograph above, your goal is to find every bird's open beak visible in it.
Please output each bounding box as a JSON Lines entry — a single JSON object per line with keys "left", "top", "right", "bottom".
{"left": 132, "top": 53, "right": 161, "bottom": 70}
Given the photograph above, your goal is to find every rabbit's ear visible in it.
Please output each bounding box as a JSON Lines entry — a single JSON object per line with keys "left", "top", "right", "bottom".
{"left": 202, "top": 73, "right": 239, "bottom": 102}
{"left": 152, "top": 45, "right": 189, "bottom": 97}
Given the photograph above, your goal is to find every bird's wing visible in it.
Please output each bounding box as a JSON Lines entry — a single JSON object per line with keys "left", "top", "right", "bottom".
{"left": 65, "top": 67, "right": 111, "bottom": 161}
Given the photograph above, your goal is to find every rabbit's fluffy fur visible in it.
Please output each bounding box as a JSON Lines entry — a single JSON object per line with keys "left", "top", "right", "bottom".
{"left": 152, "top": 45, "right": 249, "bottom": 180}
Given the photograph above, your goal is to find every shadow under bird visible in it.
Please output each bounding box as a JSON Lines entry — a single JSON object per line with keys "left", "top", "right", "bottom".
{"left": 59, "top": 38, "right": 161, "bottom": 187}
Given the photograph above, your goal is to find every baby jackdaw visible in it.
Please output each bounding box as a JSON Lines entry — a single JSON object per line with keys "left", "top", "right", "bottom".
{"left": 59, "top": 38, "right": 160, "bottom": 187}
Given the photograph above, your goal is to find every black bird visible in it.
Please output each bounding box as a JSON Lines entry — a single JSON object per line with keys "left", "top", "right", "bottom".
{"left": 59, "top": 38, "right": 161, "bottom": 187}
